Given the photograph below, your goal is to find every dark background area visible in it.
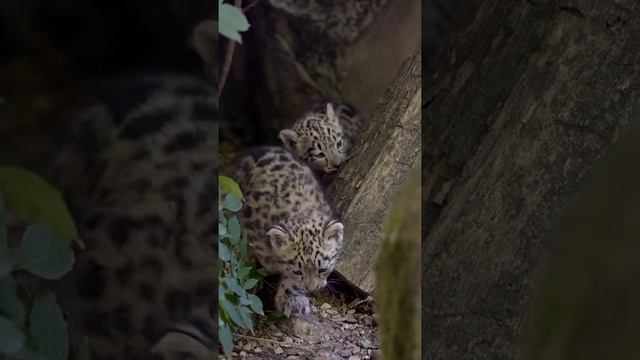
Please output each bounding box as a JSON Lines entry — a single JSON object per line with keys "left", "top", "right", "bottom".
{"left": 0, "top": 0, "right": 214, "bottom": 170}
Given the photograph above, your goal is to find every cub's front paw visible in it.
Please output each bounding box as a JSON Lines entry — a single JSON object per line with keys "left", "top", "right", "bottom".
{"left": 276, "top": 292, "right": 311, "bottom": 317}
{"left": 275, "top": 281, "right": 311, "bottom": 317}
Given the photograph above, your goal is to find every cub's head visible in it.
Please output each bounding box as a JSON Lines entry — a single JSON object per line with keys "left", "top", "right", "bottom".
{"left": 279, "top": 103, "right": 348, "bottom": 174}
{"left": 266, "top": 219, "right": 344, "bottom": 291}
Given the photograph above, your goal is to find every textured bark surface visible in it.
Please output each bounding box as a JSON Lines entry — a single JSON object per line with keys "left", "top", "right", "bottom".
{"left": 328, "top": 45, "right": 421, "bottom": 292}
{"left": 224, "top": 0, "right": 419, "bottom": 137}
{"left": 424, "top": 1, "right": 640, "bottom": 359}
{"left": 519, "top": 123, "right": 640, "bottom": 360}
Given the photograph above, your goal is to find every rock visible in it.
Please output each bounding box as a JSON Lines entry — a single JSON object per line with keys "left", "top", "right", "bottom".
{"left": 340, "top": 348, "right": 352, "bottom": 357}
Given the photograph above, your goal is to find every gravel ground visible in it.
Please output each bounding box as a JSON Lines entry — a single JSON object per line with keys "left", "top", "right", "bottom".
{"left": 221, "top": 294, "right": 380, "bottom": 360}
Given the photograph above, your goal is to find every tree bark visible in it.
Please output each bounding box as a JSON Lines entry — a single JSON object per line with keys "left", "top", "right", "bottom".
{"left": 328, "top": 45, "right": 421, "bottom": 292}
{"left": 519, "top": 123, "right": 640, "bottom": 360}
{"left": 424, "top": 1, "right": 640, "bottom": 359}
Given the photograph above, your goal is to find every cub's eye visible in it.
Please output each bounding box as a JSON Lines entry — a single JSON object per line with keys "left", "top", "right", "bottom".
{"left": 318, "top": 268, "right": 329, "bottom": 274}
{"left": 293, "top": 270, "right": 303, "bottom": 276}
{"left": 336, "top": 140, "right": 343, "bottom": 149}
{"left": 316, "top": 153, "right": 325, "bottom": 159}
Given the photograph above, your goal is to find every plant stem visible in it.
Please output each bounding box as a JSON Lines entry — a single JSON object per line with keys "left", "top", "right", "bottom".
{"left": 218, "top": 0, "right": 242, "bottom": 99}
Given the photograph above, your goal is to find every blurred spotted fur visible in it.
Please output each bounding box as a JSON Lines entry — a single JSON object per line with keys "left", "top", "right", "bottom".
{"left": 50, "top": 74, "right": 217, "bottom": 360}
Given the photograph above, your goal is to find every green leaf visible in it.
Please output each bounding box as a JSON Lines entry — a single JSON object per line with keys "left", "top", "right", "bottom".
{"left": 257, "top": 268, "right": 270, "bottom": 277}
{"left": 247, "top": 294, "right": 264, "bottom": 315}
{"left": 219, "top": 176, "right": 244, "bottom": 200}
{"left": 240, "top": 229, "right": 250, "bottom": 251}
{"left": 17, "top": 224, "right": 75, "bottom": 280}
{"left": 237, "top": 266, "right": 251, "bottom": 280}
{"left": 223, "top": 277, "right": 246, "bottom": 298}
{"left": 219, "top": 242, "right": 232, "bottom": 262}
{"left": 0, "top": 277, "right": 26, "bottom": 326}
{"left": 218, "top": 3, "right": 250, "bottom": 44}
{"left": 0, "top": 315, "right": 24, "bottom": 354}
{"left": 218, "top": 320, "right": 233, "bottom": 356}
{"left": 220, "top": 296, "right": 246, "bottom": 330}
{"left": 242, "top": 278, "right": 258, "bottom": 290}
{"left": 0, "top": 167, "right": 79, "bottom": 245}
{"left": 222, "top": 194, "right": 242, "bottom": 212}
{"left": 76, "top": 337, "right": 90, "bottom": 360}
{"left": 226, "top": 216, "right": 240, "bottom": 239}
{"left": 29, "top": 292, "right": 68, "bottom": 360}
{"left": 238, "top": 307, "right": 254, "bottom": 332}
{"left": 219, "top": 221, "right": 227, "bottom": 237}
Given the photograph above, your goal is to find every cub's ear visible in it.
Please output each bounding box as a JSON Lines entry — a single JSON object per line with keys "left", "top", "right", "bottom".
{"left": 279, "top": 129, "right": 298, "bottom": 151}
{"left": 267, "top": 225, "right": 295, "bottom": 257}
{"left": 322, "top": 220, "right": 344, "bottom": 250}
{"left": 325, "top": 102, "right": 337, "bottom": 120}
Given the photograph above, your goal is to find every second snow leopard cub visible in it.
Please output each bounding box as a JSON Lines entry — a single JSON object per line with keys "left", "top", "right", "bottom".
{"left": 279, "top": 101, "right": 362, "bottom": 175}
{"left": 235, "top": 146, "right": 344, "bottom": 316}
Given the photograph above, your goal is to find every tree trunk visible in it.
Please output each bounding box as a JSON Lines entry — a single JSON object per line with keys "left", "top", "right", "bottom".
{"left": 424, "top": 1, "right": 640, "bottom": 359}
{"left": 328, "top": 45, "right": 421, "bottom": 292}
{"left": 519, "top": 123, "right": 640, "bottom": 360}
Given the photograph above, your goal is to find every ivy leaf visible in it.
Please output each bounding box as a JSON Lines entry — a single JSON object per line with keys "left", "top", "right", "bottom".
{"left": 247, "top": 294, "right": 264, "bottom": 315}
{"left": 238, "top": 307, "right": 254, "bottom": 332}
{"left": 0, "top": 315, "right": 24, "bottom": 355}
{"left": 220, "top": 296, "right": 247, "bottom": 330}
{"left": 219, "top": 242, "right": 232, "bottom": 262}
{"left": 226, "top": 216, "right": 241, "bottom": 240}
{"left": 223, "top": 277, "right": 246, "bottom": 298}
{"left": 0, "top": 277, "right": 26, "bottom": 327}
{"left": 242, "top": 278, "right": 258, "bottom": 290}
{"left": 29, "top": 292, "right": 68, "bottom": 360}
{"left": 218, "top": 2, "right": 250, "bottom": 44}
{"left": 17, "top": 224, "right": 75, "bottom": 280}
{"left": 218, "top": 320, "right": 234, "bottom": 356}
{"left": 222, "top": 194, "right": 242, "bottom": 212}
{"left": 257, "top": 268, "right": 270, "bottom": 277}
{"left": 0, "top": 167, "right": 80, "bottom": 246}
{"left": 219, "top": 176, "right": 243, "bottom": 200}
{"left": 237, "top": 266, "right": 251, "bottom": 280}
{"left": 219, "top": 221, "right": 227, "bottom": 237}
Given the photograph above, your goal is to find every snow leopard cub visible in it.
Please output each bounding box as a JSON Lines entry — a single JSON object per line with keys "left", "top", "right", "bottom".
{"left": 279, "top": 101, "right": 362, "bottom": 175}
{"left": 234, "top": 146, "right": 345, "bottom": 316}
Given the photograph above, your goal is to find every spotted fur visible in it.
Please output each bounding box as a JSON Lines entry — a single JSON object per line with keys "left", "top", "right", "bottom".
{"left": 234, "top": 146, "right": 345, "bottom": 316}
{"left": 279, "top": 101, "right": 361, "bottom": 174}
{"left": 50, "top": 74, "right": 217, "bottom": 360}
